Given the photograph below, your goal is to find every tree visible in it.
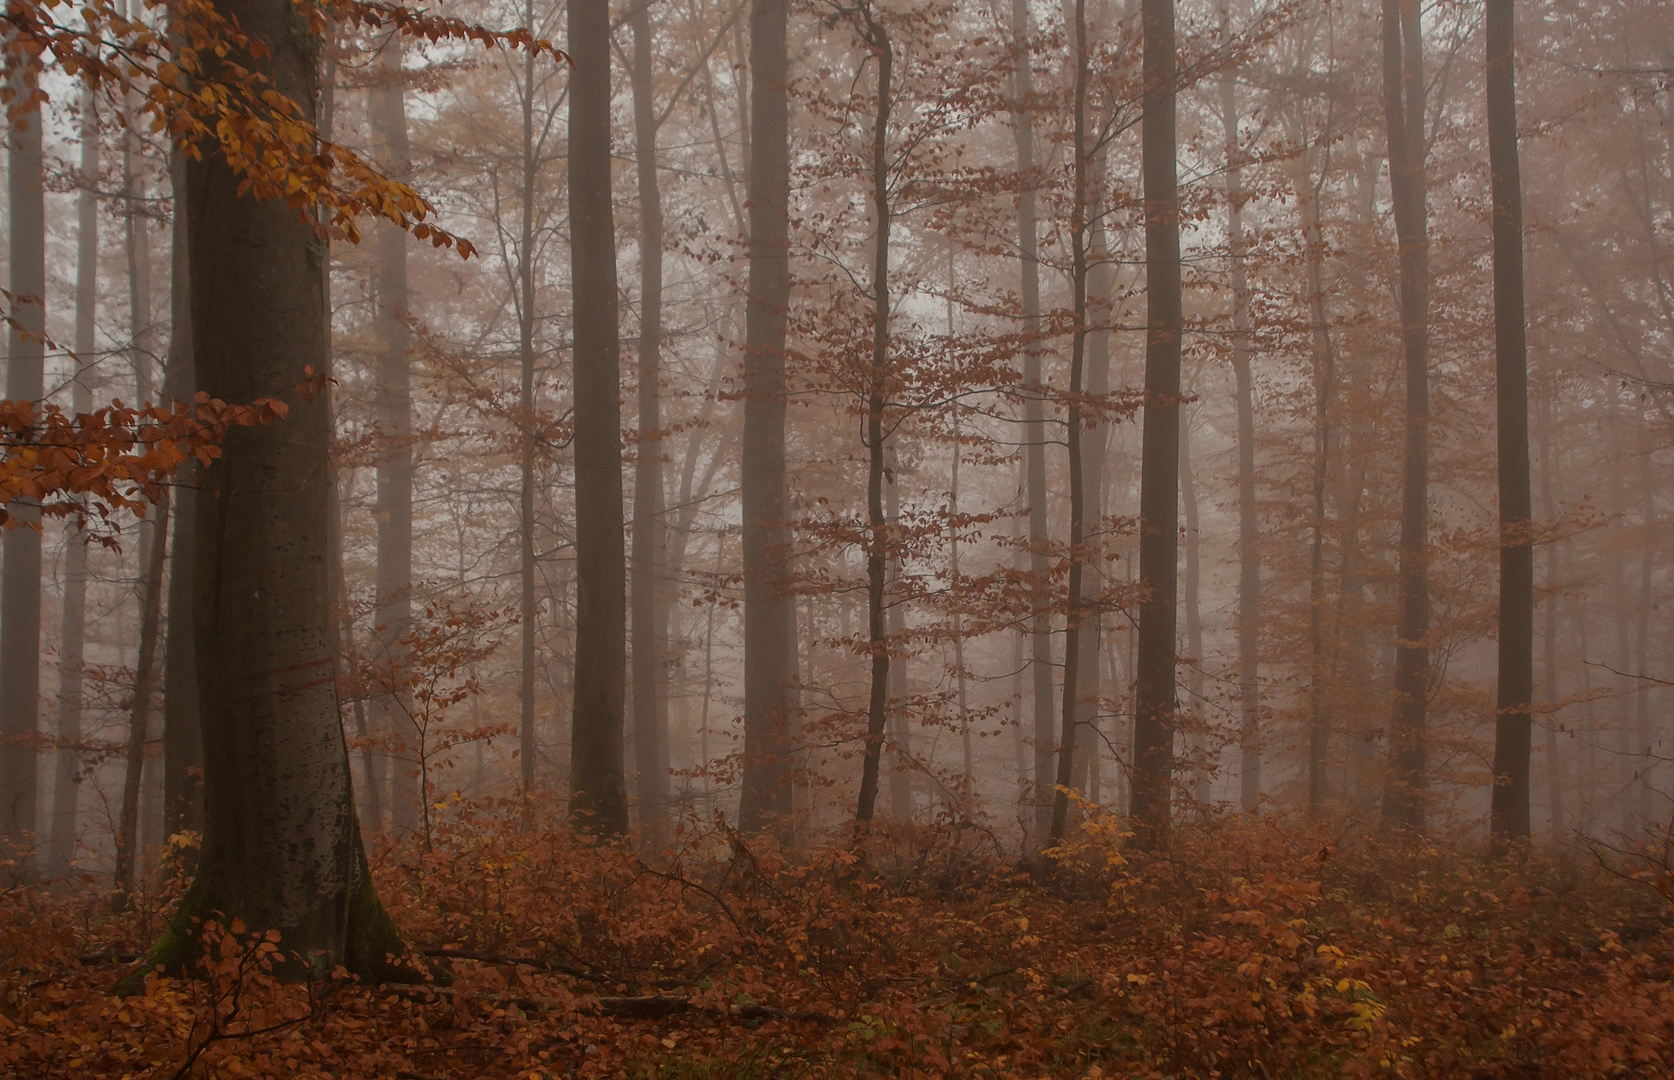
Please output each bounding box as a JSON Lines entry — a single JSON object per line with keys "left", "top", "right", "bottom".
{"left": 629, "top": 0, "right": 670, "bottom": 840}
{"left": 738, "top": 0, "right": 795, "bottom": 833}
{"left": 132, "top": 0, "right": 412, "bottom": 982}
{"left": 1486, "top": 0, "right": 1533, "bottom": 846}
{"left": 1, "top": 39, "right": 46, "bottom": 872}
{"left": 1130, "top": 0, "right": 1182, "bottom": 842}
{"left": 1380, "top": 0, "right": 1431, "bottom": 832}
{"left": 371, "top": 29, "right": 418, "bottom": 834}
{"left": 567, "top": 0, "right": 629, "bottom": 834}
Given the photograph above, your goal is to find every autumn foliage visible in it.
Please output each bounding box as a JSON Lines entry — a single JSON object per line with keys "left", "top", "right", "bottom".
{"left": 4, "top": 808, "right": 1672, "bottom": 1078}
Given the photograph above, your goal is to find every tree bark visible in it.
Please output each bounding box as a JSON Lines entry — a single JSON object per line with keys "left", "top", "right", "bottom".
{"left": 1487, "top": 0, "right": 1533, "bottom": 846}
{"left": 1131, "top": 0, "right": 1183, "bottom": 843}
{"left": 1008, "top": 0, "right": 1054, "bottom": 845}
{"left": 50, "top": 93, "right": 99, "bottom": 876}
{"left": 854, "top": 13, "right": 895, "bottom": 826}
{"left": 1380, "top": 0, "right": 1431, "bottom": 832}
{"left": 517, "top": 0, "right": 539, "bottom": 799}
{"left": 370, "top": 32, "right": 418, "bottom": 835}
{"left": 1536, "top": 387, "right": 1564, "bottom": 838}
{"left": 738, "top": 0, "right": 795, "bottom": 833}
{"left": 115, "top": 493, "right": 170, "bottom": 902}
{"left": 1, "top": 50, "right": 45, "bottom": 872}
{"left": 630, "top": 0, "right": 670, "bottom": 842}
{"left": 1218, "top": 41, "right": 1260, "bottom": 813}
{"left": 132, "top": 0, "right": 412, "bottom": 985}
{"left": 1295, "top": 155, "right": 1334, "bottom": 816}
{"left": 1179, "top": 410, "right": 1206, "bottom": 806}
{"left": 568, "top": 0, "right": 629, "bottom": 834}
{"left": 1050, "top": 0, "right": 1089, "bottom": 843}
{"left": 162, "top": 148, "right": 203, "bottom": 841}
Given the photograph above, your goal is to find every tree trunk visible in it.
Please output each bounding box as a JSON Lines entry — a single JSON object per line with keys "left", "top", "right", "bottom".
{"left": 630, "top": 1, "right": 670, "bottom": 843}
{"left": 370, "top": 32, "right": 418, "bottom": 835}
{"left": 568, "top": 0, "right": 629, "bottom": 834}
{"left": 517, "top": 0, "right": 539, "bottom": 798}
{"left": 1008, "top": 0, "right": 1054, "bottom": 845}
{"left": 885, "top": 451, "right": 912, "bottom": 823}
{"left": 1070, "top": 179, "right": 1110, "bottom": 806}
{"left": 1487, "top": 0, "right": 1533, "bottom": 846}
{"left": 1219, "top": 42, "right": 1260, "bottom": 813}
{"left": 1296, "top": 158, "right": 1334, "bottom": 816}
{"left": 1536, "top": 387, "right": 1564, "bottom": 839}
{"left": 1, "top": 45, "right": 45, "bottom": 873}
{"left": 738, "top": 0, "right": 795, "bottom": 833}
{"left": 115, "top": 493, "right": 170, "bottom": 903}
{"left": 49, "top": 94, "right": 99, "bottom": 876}
{"left": 133, "top": 0, "right": 411, "bottom": 985}
{"left": 854, "top": 17, "right": 895, "bottom": 826}
{"left": 1131, "top": 0, "right": 1183, "bottom": 843}
{"left": 1380, "top": 0, "right": 1431, "bottom": 832}
{"left": 162, "top": 148, "right": 204, "bottom": 841}
{"left": 1050, "top": 0, "right": 1089, "bottom": 843}
{"left": 1179, "top": 409, "right": 1207, "bottom": 807}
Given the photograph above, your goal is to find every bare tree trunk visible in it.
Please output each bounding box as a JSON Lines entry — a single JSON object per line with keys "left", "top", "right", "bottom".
{"left": 1179, "top": 410, "right": 1207, "bottom": 807}
{"left": 1219, "top": 41, "right": 1260, "bottom": 812}
{"left": 568, "top": 0, "right": 629, "bottom": 833}
{"left": 162, "top": 148, "right": 203, "bottom": 842}
{"left": 369, "top": 32, "right": 417, "bottom": 834}
{"left": 1536, "top": 388, "right": 1564, "bottom": 839}
{"left": 516, "top": 0, "right": 539, "bottom": 799}
{"left": 630, "top": 2, "right": 670, "bottom": 842}
{"left": 738, "top": 0, "right": 795, "bottom": 833}
{"left": 333, "top": 474, "right": 382, "bottom": 830}
{"left": 115, "top": 493, "right": 170, "bottom": 903}
{"left": 1296, "top": 160, "right": 1334, "bottom": 816}
{"left": 1487, "top": 0, "right": 1534, "bottom": 846}
{"left": 1380, "top": 0, "right": 1431, "bottom": 832}
{"left": 132, "top": 0, "right": 412, "bottom": 985}
{"left": 50, "top": 94, "right": 99, "bottom": 875}
{"left": 1049, "top": 0, "right": 1090, "bottom": 844}
{"left": 854, "top": 13, "right": 895, "bottom": 826}
{"left": 1007, "top": 0, "right": 1054, "bottom": 845}
{"left": 1, "top": 45, "right": 45, "bottom": 873}
{"left": 1131, "top": 0, "right": 1183, "bottom": 843}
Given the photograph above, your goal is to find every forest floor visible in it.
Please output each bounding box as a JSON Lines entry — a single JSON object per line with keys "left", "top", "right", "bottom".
{"left": 4, "top": 801, "right": 1674, "bottom": 1078}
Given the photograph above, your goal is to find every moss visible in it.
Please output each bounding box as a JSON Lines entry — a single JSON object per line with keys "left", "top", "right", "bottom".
{"left": 344, "top": 871, "right": 445, "bottom": 985}
{"left": 114, "top": 874, "right": 212, "bottom": 996}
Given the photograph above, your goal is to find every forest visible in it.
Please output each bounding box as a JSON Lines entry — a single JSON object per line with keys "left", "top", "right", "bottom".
{"left": 2, "top": 0, "right": 1674, "bottom": 1075}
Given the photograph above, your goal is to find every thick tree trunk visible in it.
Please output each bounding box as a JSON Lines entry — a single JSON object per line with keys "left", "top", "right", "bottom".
{"left": 568, "top": 0, "right": 629, "bottom": 833}
{"left": 50, "top": 96, "right": 100, "bottom": 875}
{"left": 1, "top": 51, "right": 45, "bottom": 872}
{"left": 630, "top": 3, "right": 670, "bottom": 842}
{"left": 162, "top": 149, "right": 203, "bottom": 841}
{"left": 1380, "top": 0, "right": 1431, "bottom": 832}
{"left": 1487, "top": 0, "right": 1533, "bottom": 846}
{"left": 855, "top": 19, "right": 895, "bottom": 826}
{"left": 130, "top": 0, "right": 410, "bottom": 985}
{"left": 1050, "top": 0, "right": 1089, "bottom": 843}
{"left": 738, "top": 0, "right": 795, "bottom": 833}
{"left": 1008, "top": 0, "right": 1054, "bottom": 845}
{"left": 370, "top": 33, "right": 418, "bottom": 835}
{"left": 1219, "top": 49, "right": 1260, "bottom": 813}
{"left": 1131, "top": 0, "right": 1183, "bottom": 843}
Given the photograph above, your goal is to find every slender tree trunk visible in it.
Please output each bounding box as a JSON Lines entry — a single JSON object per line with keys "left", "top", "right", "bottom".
{"left": 1180, "top": 410, "right": 1207, "bottom": 806}
{"left": 1381, "top": 0, "right": 1431, "bottom": 832}
{"left": 517, "top": 0, "right": 539, "bottom": 798}
{"left": 885, "top": 454, "right": 912, "bottom": 823}
{"left": 855, "top": 15, "right": 895, "bottom": 826}
{"left": 369, "top": 32, "right": 417, "bottom": 834}
{"left": 133, "top": 0, "right": 411, "bottom": 984}
{"left": 1536, "top": 387, "right": 1564, "bottom": 838}
{"left": 50, "top": 94, "right": 99, "bottom": 875}
{"left": 738, "top": 0, "right": 795, "bottom": 833}
{"left": 630, "top": 2, "right": 670, "bottom": 842}
{"left": 1131, "top": 0, "right": 1183, "bottom": 843}
{"left": 1007, "top": 0, "right": 1054, "bottom": 845}
{"left": 568, "top": 0, "right": 629, "bottom": 833}
{"left": 1219, "top": 45, "right": 1260, "bottom": 812}
{"left": 161, "top": 148, "right": 203, "bottom": 841}
{"left": 333, "top": 474, "right": 383, "bottom": 831}
{"left": 1, "top": 44, "right": 45, "bottom": 872}
{"left": 949, "top": 242, "right": 974, "bottom": 791}
{"left": 1051, "top": 0, "right": 1090, "bottom": 843}
{"left": 115, "top": 493, "right": 170, "bottom": 902}
{"left": 1297, "top": 162, "right": 1334, "bottom": 816}
{"left": 1487, "top": 0, "right": 1534, "bottom": 846}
